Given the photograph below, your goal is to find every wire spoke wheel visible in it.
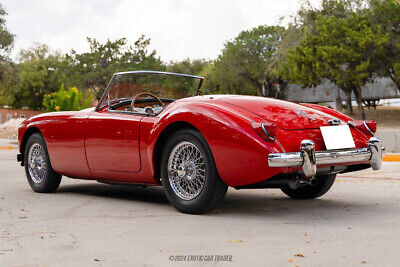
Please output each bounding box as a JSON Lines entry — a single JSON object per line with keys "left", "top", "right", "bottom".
{"left": 167, "top": 141, "right": 206, "bottom": 200}
{"left": 28, "top": 143, "right": 47, "bottom": 184}
{"left": 24, "top": 133, "right": 62, "bottom": 193}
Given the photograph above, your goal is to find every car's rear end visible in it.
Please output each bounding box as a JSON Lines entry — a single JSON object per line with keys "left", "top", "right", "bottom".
{"left": 218, "top": 96, "right": 384, "bottom": 184}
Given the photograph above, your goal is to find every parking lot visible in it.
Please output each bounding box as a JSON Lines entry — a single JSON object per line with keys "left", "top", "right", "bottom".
{"left": 1, "top": 139, "right": 400, "bottom": 266}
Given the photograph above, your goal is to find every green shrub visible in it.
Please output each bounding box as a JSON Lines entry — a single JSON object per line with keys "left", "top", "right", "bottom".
{"left": 42, "top": 84, "right": 93, "bottom": 112}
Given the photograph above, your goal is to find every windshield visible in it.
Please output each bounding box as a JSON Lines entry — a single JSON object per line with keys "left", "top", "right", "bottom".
{"left": 97, "top": 71, "right": 203, "bottom": 110}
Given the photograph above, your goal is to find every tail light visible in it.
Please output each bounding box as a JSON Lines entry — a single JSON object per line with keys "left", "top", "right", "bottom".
{"left": 363, "top": 120, "right": 377, "bottom": 135}
{"left": 348, "top": 120, "right": 376, "bottom": 136}
{"left": 251, "top": 122, "right": 276, "bottom": 142}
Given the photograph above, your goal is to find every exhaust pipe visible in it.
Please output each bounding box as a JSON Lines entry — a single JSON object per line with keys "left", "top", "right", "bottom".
{"left": 287, "top": 175, "right": 315, "bottom": 189}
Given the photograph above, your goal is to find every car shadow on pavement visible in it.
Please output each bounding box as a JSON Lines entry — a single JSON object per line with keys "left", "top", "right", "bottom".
{"left": 57, "top": 183, "right": 169, "bottom": 205}
{"left": 211, "top": 190, "right": 385, "bottom": 221}
{"left": 55, "top": 183, "right": 385, "bottom": 220}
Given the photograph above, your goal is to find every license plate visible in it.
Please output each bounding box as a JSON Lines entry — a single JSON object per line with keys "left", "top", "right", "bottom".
{"left": 320, "top": 125, "right": 355, "bottom": 150}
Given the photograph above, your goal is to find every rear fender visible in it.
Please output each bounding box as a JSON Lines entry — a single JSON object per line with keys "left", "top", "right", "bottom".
{"left": 139, "top": 101, "right": 285, "bottom": 187}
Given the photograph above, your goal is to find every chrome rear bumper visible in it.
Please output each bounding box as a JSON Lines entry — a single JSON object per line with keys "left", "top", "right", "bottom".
{"left": 268, "top": 137, "right": 384, "bottom": 177}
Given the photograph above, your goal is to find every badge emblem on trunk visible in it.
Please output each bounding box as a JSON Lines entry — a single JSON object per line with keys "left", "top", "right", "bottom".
{"left": 294, "top": 110, "right": 315, "bottom": 121}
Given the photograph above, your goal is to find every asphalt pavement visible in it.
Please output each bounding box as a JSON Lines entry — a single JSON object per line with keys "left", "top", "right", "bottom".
{"left": 1, "top": 139, "right": 400, "bottom": 266}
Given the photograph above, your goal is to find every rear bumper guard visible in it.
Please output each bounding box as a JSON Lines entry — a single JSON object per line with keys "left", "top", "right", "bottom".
{"left": 268, "top": 137, "right": 384, "bottom": 177}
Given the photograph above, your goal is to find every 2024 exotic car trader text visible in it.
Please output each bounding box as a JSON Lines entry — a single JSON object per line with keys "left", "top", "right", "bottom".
{"left": 17, "top": 71, "right": 384, "bottom": 214}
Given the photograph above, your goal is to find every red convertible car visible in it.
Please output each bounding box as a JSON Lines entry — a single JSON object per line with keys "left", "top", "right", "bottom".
{"left": 17, "top": 71, "right": 384, "bottom": 214}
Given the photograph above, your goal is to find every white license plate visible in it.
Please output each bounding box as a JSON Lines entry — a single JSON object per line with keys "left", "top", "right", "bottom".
{"left": 320, "top": 125, "right": 355, "bottom": 150}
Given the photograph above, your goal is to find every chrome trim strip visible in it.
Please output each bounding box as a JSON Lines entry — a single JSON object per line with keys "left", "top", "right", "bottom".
{"left": 268, "top": 137, "right": 383, "bottom": 174}
{"left": 268, "top": 152, "right": 304, "bottom": 167}
{"left": 114, "top": 70, "right": 203, "bottom": 80}
{"left": 261, "top": 123, "right": 275, "bottom": 142}
{"left": 347, "top": 120, "right": 356, "bottom": 128}
{"left": 96, "top": 74, "right": 117, "bottom": 111}
{"left": 268, "top": 149, "right": 370, "bottom": 167}
{"left": 363, "top": 120, "right": 375, "bottom": 136}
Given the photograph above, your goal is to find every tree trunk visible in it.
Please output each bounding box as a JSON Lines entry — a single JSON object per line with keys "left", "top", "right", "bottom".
{"left": 256, "top": 84, "right": 264, "bottom": 97}
{"left": 334, "top": 98, "right": 343, "bottom": 112}
{"left": 248, "top": 77, "right": 264, "bottom": 96}
{"left": 262, "top": 83, "right": 267, "bottom": 97}
{"left": 389, "top": 66, "right": 400, "bottom": 93}
{"left": 263, "top": 79, "right": 272, "bottom": 97}
{"left": 353, "top": 87, "right": 365, "bottom": 120}
{"left": 274, "top": 84, "right": 280, "bottom": 99}
{"left": 392, "top": 77, "right": 400, "bottom": 93}
{"left": 345, "top": 90, "right": 353, "bottom": 115}
{"left": 278, "top": 80, "right": 287, "bottom": 99}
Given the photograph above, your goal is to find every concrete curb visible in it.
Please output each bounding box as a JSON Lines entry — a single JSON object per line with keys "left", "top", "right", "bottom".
{"left": 383, "top": 154, "right": 400, "bottom": 162}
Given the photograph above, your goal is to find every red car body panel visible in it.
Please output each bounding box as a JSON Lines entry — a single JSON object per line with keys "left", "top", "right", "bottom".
{"left": 19, "top": 111, "right": 92, "bottom": 179}
{"left": 18, "top": 95, "right": 371, "bottom": 187}
{"left": 138, "top": 97, "right": 285, "bottom": 186}
{"left": 85, "top": 112, "right": 141, "bottom": 174}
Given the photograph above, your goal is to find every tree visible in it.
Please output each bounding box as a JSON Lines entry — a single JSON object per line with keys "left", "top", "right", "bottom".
{"left": 211, "top": 26, "right": 286, "bottom": 97}
{"left": 7, "top": 44, "right": 65, "bottom": 110}
{"left": 280, "top": 0, "right": 371, "bottom": 110}
{"left": 0, "top": 3, "right": 14, "bottom": 63}
{"left": 369, "top": 0, "right": 400, "bottom": 91}
{"left": 0, "top": 3, "right": 15, "bottom": 106}
{"left": 65, "top": 36, "right": 165, "bottom": 99}
{"left": 280, "top": 0, "right": 369, "bottom": 58}
{"left": 163, "top": 59, "right": 209, "bottom": 95}
{"left": 295, "top": 0, "right": 368, "bottom": 29}
{"left": 285, "top": 12, "right": 388, "bottom": 119}
{"left": 198, "top": 63, "right": 218, "bottom": 95}
{"left": 167, "top": 58, "right": 209, "bottom": 76}
{"left": 0, "top": 61, "right": 17, "bottom": 106}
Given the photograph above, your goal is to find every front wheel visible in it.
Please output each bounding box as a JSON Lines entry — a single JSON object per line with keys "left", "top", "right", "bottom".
{"left": 280, "top": 174, "right": 336, "bottom": 199}
{"left": 24, "top": 133, "right": 62, "bottom": 193}
{"left": 160, "top": 129, "right": 227, "bottom": 214}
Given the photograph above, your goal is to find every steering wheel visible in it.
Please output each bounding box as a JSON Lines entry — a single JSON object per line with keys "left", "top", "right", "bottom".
{"left": 131, "top": 92, "right": 164, "bottom": 113}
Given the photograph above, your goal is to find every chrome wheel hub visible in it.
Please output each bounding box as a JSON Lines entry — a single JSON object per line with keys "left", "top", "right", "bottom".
{"left": 28, "top": 143, "right": 46, "bottom": 184}
{"left": 167, "top": 141, "right": 206, "bottom": 200}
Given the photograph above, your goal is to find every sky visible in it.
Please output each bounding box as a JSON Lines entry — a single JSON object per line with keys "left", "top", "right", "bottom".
{"left": 3, "top": 0, "right": 321, "bottom": 62}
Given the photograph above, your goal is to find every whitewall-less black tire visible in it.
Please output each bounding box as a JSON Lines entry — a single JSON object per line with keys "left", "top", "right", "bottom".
{"left": 160, "top": 129, "right": 227, "bottom": 214}
{"left": 24, "top": 133, "right": 62, "bottom": 193}
{"left": 281, "top": 174, "right": 336, "bottom": 199}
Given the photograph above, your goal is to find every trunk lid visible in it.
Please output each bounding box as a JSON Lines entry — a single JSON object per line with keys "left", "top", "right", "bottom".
{"left": 219, "top": 96, "right": 336, "bottom": 130}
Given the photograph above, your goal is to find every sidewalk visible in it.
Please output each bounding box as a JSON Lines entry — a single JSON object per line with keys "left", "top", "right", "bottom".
{"left": 0, "top": 138, "right": 18, "bottom": 149}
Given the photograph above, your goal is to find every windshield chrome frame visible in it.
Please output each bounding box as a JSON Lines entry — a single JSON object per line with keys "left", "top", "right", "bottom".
{"left": 96, "top": 71, "right": 204, "bottom": 111}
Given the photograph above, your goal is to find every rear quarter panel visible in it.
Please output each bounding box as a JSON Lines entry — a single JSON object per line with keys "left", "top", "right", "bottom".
{"left": 139, "top": 98, "right": 286, "bottom": 187}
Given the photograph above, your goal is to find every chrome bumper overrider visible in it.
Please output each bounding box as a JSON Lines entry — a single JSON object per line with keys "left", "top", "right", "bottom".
{"left": 268, "top": 137, "right": 384, "bottom": 178}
